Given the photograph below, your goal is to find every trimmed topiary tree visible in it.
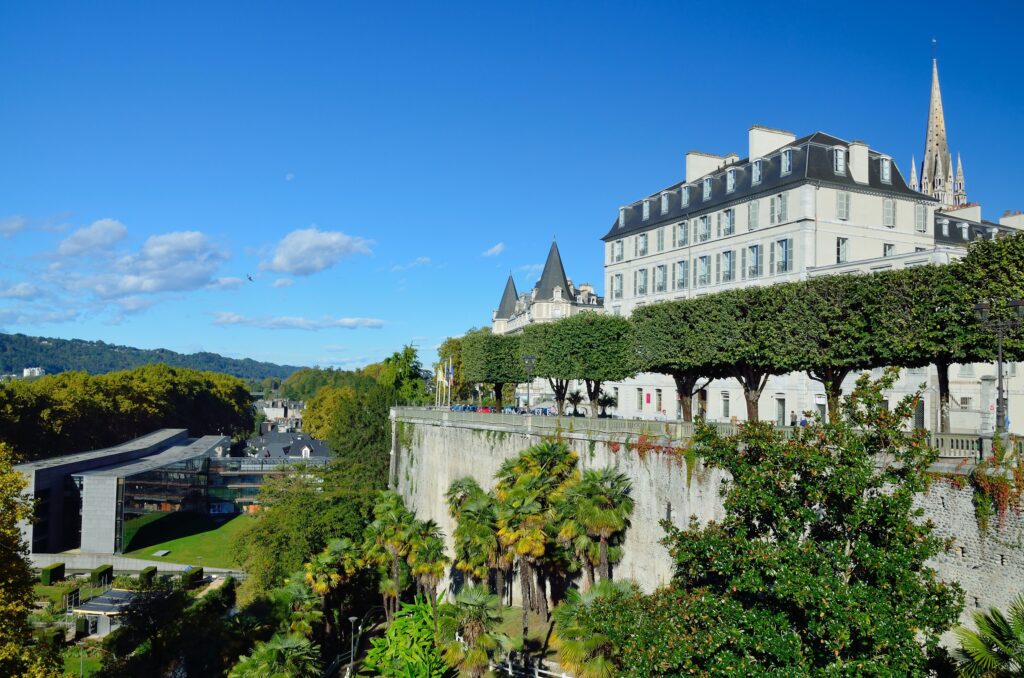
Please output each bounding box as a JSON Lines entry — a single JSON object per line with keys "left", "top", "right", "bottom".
{"left": 39, "top": 562, "right": 64, "bottom": 585}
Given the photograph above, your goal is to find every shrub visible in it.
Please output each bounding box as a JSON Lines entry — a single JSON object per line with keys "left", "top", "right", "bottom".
{"left": 39, "top": 562, "right": 65, "bottom": 585}
{"left": 90, "top": 564, "right": 113, "bottom": 587}
{"left": 180, "top": 567, "right": 204, "bottom": 589}
{"left": 139, "top": 566, "right": 156, "bottom": 587}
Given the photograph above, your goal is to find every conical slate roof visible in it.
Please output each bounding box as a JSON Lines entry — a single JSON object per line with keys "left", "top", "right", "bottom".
{"left": 534, "top": 241, "right": 571, "bottom": 301}
{"left": 495, "top": 275, "right": 518, "bottom": 320}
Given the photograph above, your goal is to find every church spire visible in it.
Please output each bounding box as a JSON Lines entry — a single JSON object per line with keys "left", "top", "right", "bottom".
{"left": 920, "top": 57, "right": 951, "bottom": 204}
{"left": 909, "top": 155, "right": 918, "bottom": 192}
{"left": 954, "top": 152, "right": 967, "bottom": 206}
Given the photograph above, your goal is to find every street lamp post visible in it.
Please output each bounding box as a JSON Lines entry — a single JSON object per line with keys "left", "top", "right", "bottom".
{"left": 973, "top": 298, "right": 1024, "bottom": 439}
{"left": 522, "top": 355, "right": 536, "bottom": 414}
{"left": 348, "top": 615, "right": 358, "bottom": 676}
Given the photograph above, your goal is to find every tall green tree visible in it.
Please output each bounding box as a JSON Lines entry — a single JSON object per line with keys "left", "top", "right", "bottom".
{"left": 462, "top": 330, "right": 525, "bottom": 411}
{"left": 552, "top": 580, "right": 635, "bottom": 678}
{"left": 569, "top": 468, "right": 633, "bottom": 582}
{"left": 521, "top": 321, "right": 572, "bottom": 415}
{"left": 555, "top": 313, "right": 636, "bottom": 418}
{"left": 437, "top": 587, "right": 507, "bottom": 678}
{"left": 407, "top": 520, "right": 450, "bottom": 632}
{"left": 363, "top": 491, "right": 417, "bottom": 622}
{"left": 229, "top": 634, "right": 321, "bottom": 678}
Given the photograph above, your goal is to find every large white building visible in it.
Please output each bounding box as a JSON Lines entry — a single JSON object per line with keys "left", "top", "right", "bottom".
{"left": 598, "top": 59, "right": 1022, "bottom": 431}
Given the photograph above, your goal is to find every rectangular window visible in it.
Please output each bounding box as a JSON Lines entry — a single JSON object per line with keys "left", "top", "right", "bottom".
{"left": 749, "top": 200, "right": 759, "bottom": 230}
{"left": 751, "top": 159, "right": 762, "bottom": 185}
{"left": 721, "top": 250, "right": 735, "bottom": 282}
{"left": 698, "top": 216, "right": 711, "bottom": 242}
{"left": 883, "top": 199, "right": 896, "bottom": 228}
{"left": 680, "top": 185, "right": 689, "bottom": 207}
{"left": 941, "top": 219, "right": 950, "bottom": 237}
{"left": 721, "top": 392, "right": 730, "bottom": 419}
{"left": 636, "top": 268, "right": 648, "bottom": 295}
{"left": 655, "top": 264, "right": 667, "bottom": 292}
{"left": 723, "top": 208, "right": 735, "bottom": 236}
{"left": 960, "top": 396, "right": 972, "bottom": 409}
{"left": 656, "top": 389, "right": 663, "bottom": 412}
{"left": 915, "top": 204, "right": 927, "bottom": 232}
{"left": 656, "top": 228, "right": 665, "bottom": 252}
{"left": 781, "top": 149, "right": 792, "bottom": 175}
{"left": 612, "top": 273, "right": 623, "bottom": 299}
{"left": 614, "top": 239, "right": 623, "bottom": 262}
{"left": 702, "top": 177, "right": 712, "bottom": 201}
{"left": 661, "top": 193, "right": 670, "bottom": 215}
{"left": 642, "top": 200, "right": 650, "bottom": 221}
{"left": 612, "top": 305, "right": 621, "bottom": 316}
{"left": 883, "top": 243, "right": 895, "bottom": 257}
{"left": 726, "top": 169, "right": 736, "bottom": 193}
{"left": 770, "top": 193, "right": 788, "bottom": 224}
{"left": 675, "top": 259, "right": 689, "bottom": 289}
{"left": 837, "top": 191, "right": 850, "bottom": 220}
{"left": 834, "top": 147, "right": 846, "bottom": 174}
{"left": 676, "top": 221, "right": 688, "bottom": 246}
{"left": 836, "top": 237, "right": 848, "bottom": 264}
{"left": 773, "top": 238, "right": 793, "bottom": 274}
{"left": 696, "top": 255, "right": 711, "bottom": 287}
{"left": 636, "top": 388, "right": 643, "bottom": 410}
{"left": 745, "top": 244, "right": 763, "bottom": 278}
{"left": 881, "top": 157, "right": 892, "bottom": 183}
{"left": 638, "top": 233, "right": 648, "bottom": 256}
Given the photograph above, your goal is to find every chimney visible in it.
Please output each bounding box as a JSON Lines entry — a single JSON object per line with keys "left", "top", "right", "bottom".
{"left": 999, "top": 211, "right": 1024, "bottom": 229}
{"left": 748, "top": 125, "right": 795, "bottom": 160}
{"left": 848, "top": 141, "right": 869, "bottom": 184}
{"left": 685, "top": 151, "right": 725, "bottom": 183}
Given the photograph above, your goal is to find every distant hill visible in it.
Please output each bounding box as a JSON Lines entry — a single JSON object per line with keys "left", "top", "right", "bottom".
{"left": 0, "top": 332, "right": 301, "bottom": 381}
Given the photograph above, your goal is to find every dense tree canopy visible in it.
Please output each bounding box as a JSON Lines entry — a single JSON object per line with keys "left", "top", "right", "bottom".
{"left": 0, "top": 364, "right": 254, "bottom": 460}
{"left": 462, "top": 331, "right": 525, "bottom": 410}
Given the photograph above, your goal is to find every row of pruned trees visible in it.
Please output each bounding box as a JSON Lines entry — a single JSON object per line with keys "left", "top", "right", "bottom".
{"left": 461, "top": 233, "right": 1024, "bottom": 429}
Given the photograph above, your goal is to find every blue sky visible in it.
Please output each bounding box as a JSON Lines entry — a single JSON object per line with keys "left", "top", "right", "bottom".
{"left": 1, "top": 1, "right": 1021, "bottom": 369}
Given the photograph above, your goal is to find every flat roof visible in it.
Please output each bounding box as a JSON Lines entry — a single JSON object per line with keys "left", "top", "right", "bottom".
{"left": 72, "top": 588, "right": 136, "bottom": 616}
{"left": 13, "top": 429, "right": 187, "bottom": 473}
{"left": 72, "top": 435, "right": 229, "bottom": 479}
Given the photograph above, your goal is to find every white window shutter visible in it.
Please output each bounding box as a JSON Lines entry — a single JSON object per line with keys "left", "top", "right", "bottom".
{"left": 787, "top": 238, "right": 794, "bottom": 271}
{"left": 741, "top": 248, "right": 747, "bottom": 280}
{"left": 769, "top": 242, "right": 776, "bottom": 275}
{"left": 769, "top": 197, "right": 776, "bottom": 224}
{"left": 780, "top": 194, "right": 788, "bottom": 221}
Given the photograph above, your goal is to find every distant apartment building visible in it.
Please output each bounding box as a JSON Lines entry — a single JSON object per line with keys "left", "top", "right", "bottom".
{"left": 22, "top": 366, "right": 45, "bottom": 377}
{"left": 255, "top": 398, "right": 305, "bottom": 432}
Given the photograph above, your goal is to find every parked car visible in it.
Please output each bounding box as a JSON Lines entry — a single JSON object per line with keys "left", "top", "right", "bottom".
{"left": 478, "top": 406, "right": 492, "bottom": 413}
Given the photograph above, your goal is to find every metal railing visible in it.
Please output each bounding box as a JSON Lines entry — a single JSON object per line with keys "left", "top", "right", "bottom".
{"left": 490, "top": 659, "right": 574, "bottom": 677}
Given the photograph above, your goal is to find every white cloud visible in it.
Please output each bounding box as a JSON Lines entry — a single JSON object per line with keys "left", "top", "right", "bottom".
{"left": 517, "top": 263, "right": 544, "bottom": 280}
{"left": 285, "top": 173, "right": 295, "bottom": 182}
{"left": 0, "top": 304, "right": 78, "bottom": 327}
{"left": 0, "top": 215, "right": 27, "bottom": 238}
{"left": 0, "top": 282, "right": 38, "bottom": 299}
{"left": 57, "top": 218, "right": 127, "bottom": 256}
{"left": 208, "top": 277, "right": 244, "bottom": 290}
{"left": 263, "top": 227, "right": 371, "bottom": 276}
{"left": 390, "top": 256, "right": 431, "bottom": 273}
{"left": 482, "top": 242, "right": 505, "bottom": 257}
{"left": 212, "top": 311, "right": 384, "bottom": 331}
{"left": 272, "top": 278, "right": 294, "bottom": 288}
{"left": 114, "top": 296, "right": 158, "bottom": 313}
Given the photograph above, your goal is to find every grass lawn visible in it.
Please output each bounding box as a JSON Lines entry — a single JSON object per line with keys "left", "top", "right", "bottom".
{"left": 122, "top": 513, "right": 254, "bottom": 568}
{"left": 496, "top": 606, "right": 558, "bottom": 661}
{"left": 34, "top": 582, "right": 108, "bottom": 607}
{"left": 64, "top": 644, "right": 102, "bottom": 676}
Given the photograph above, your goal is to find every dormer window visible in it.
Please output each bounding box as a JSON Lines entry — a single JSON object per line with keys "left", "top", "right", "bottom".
{"left": 702, "top": 177, "right": 712, "bottom": 201}
{"left": 751, "top": 159, "right": 762, "bottom": 185}
{"left": 880, "top": 157, "right": 892, "bottom": 184}
{"left": 660, "top": 192, "right": 670, "bottom": 215}
{"left": 833, "top": 147, "right": 846, "bottom": 174}
{"left": 726, "top": 168, "right": 736, "bottom": 193}
{"left": 680, "top": 185, "right": 690, "bottom": 208}
{"left": 781, "top": 149, "right": 793, "bottom": 176}
{"left": 642, "top": 200, "right": 651, "bottom": 221}
{"left": 619, "top": 207, "right": 627, "bottom": 228}
{"left": 940, "top": 218, "right": 950, "bottom": 237}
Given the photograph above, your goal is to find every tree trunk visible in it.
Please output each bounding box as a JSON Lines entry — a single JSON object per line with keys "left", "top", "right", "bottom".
{"left": 549, "top": 378, "right": 568, "bottom": 415}
{"left": 583, "top": 560, "right": 594, "bottom": 592}
{"left": 808, "top": 368, "right": 851, "bottom": 424}
{"left": 584, "top": 379, "right": 602, "bottom": 418}
{"left": 535, "top": 568, "right": 549, "bottom": 622}
{"left": 495, "top": 568, "right": 505, "bottom": 606}
{"left": 519, "top": 563, "right": 530, "bottom": 640}
{"left": 493, "top": 382, "right": 504, "bottom": 411}
{"left": 936, "top": 360, "right": 951, "bottom": 433}
{"left": 672, "top": 373, "right": 710, "bottom": 423}
{"left": 737, "top": 371, "right": 768, "bottom": 422}
{"left": 390, "top": 554, "right": 400, "bottom": 621}
{"left": 599, "top": 535, "right": 610, "bottom": 581}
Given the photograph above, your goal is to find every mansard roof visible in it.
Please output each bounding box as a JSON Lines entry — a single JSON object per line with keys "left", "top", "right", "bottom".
{"left": 495, "top": 275, "right": 518, "bottom": 320}
{"left": 603, "top": 131, "right": 937, "bottom": 242}
{"left": 534, "top": 241, "right": 572, "bottom": 300}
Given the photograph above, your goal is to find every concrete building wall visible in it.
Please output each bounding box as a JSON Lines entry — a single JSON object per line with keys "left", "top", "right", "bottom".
{"left": 392, "top": 411, "right": 1024, "bottom": 634}
{"left": 80, "top": 476, "right": 119, "bottom": 553}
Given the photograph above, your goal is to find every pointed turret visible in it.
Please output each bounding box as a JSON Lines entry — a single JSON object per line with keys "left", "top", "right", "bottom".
{"left": 909, "top": 156, "right": 919, "bottom": 191}
{"left": 919, "top": 57, "right": 962, "bottom": 206}
{"left": 534, "top": 240, "right": 572, "bottom": 301}
{"left": 494, "top": 274, "right": 519, "bottom": 320}
{"left": 954, "top": 153, "right": 967, "bottom": 205}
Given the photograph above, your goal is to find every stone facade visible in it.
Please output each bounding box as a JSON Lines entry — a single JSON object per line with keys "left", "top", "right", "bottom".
{"left": 391, "top": 409, "right": 1024, "bottom": 638}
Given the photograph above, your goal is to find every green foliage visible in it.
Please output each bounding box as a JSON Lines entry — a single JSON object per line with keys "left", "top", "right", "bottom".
{"left": 39, "top": 563, "right": 64, "bottom": 585}
{"left": 138, "top": 566, "right": 156, "bottom": 587}
{"left": 364, "top": 597, "right": 452, "bottom": 677}
{"left": 578, "top": 373, "right": 964, "bottom": 675}
{"left": 953, "top": 592, "right": 1024, "bottom": 676}
{"left": 462, "top": 331, "right": 524, "bottom": 409}
{"left": 90, "top": 564, "right": 113, "bottom": 587}
{"left": 437, "top": 587, "right": 507, "bottom": 678}
{"left": 0, "top": 331, "right": 299, "bottom": 380}
{"left": 362, "top": 491, "right": 418, "bottom": 622}
{"left": 436, "top": 333, "right": 476, "bottom": 403}
{"left": 552, "top": 580, "right": 638, "bottom": 678}
{"left": 179, "top": 567, "right": 204, "bottom": 589}
{"left": 0, "top": 364, "right": 253, "bottom": 461}
{"left": 229, "top": 634, "right": 321, "bottom": 678}
{"left": 280, "top": 366, "right": 376, "bottom": 401}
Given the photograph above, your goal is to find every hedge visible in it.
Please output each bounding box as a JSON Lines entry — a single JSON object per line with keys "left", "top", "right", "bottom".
{"left": 139, "top": 566, "right": 156, "bottom": 587}
{"left": 91, "top": 564, "right": 113, "bottom": 586}
{"left": 180, "top": 567, "right": 204, "bottom": 589}
{"left": 40, "top": 562, "right": 65, "bottom": 585}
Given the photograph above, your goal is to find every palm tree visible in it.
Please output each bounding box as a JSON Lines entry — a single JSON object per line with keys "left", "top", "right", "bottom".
{"left": 953, "top": 593, "right": 1024, "bottom": 677}
{"left": 566, "top": 389, "right": 584, "bottom": 416}
{"left": 437, "top": 587, "right": 508, "bottom": 678}
{"left": 275, "top": 574, "right": 324, "bottom": 639}
{"left": 229, "top": 634, "right": 321, "bottom": 678}
{"left": 554, "top": 500, "right": 599, "bottom": 591}
{"left": 596, "top": 393, "right": 617, "bottom": 417}
{"left": 363, "top": 491, "right": 416, "bottom": 621}
{"left": 574, "top": 468, "right": 634, "bottom": 581}
{"left": 407, "top": 519, "right": 450, "bottom": 632}
{"left": 552, "top": 580, "right": 635, "bottom": 678}
{"left": 447, "top": 479, "right": 512, "bottom": 603}
{"left": 303, "top": 537, "right": 360, "bottom": 653}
